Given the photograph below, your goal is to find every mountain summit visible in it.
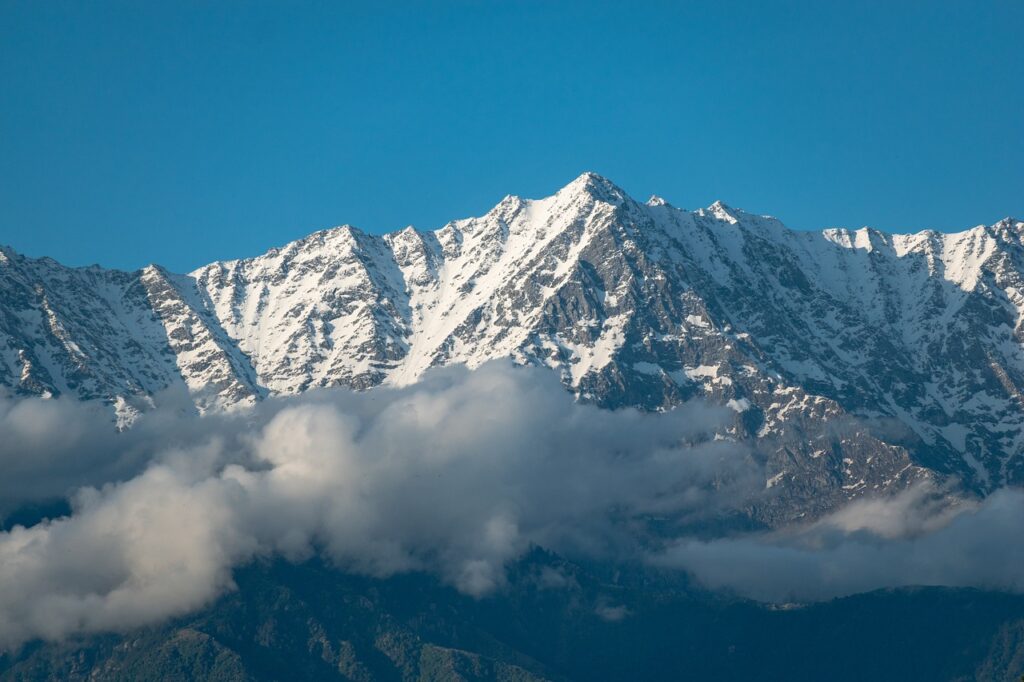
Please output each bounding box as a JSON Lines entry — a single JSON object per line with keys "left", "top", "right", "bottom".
{"left": 2, "top": 174, "right": 1023, "bottom": 522}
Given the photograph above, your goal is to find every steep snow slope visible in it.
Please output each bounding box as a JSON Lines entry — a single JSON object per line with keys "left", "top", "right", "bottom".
{"left": 2, "top": 173, "right": 1022, "bottom": 520}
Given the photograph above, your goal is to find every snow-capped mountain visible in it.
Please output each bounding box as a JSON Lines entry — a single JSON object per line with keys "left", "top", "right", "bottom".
{"left": 3, "top": 172, "right": 1022, "bottom": 521}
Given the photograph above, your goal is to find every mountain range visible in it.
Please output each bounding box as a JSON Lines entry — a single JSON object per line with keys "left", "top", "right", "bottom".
{"left": 3, "top": 172, "right": 1023, "bottom": 523}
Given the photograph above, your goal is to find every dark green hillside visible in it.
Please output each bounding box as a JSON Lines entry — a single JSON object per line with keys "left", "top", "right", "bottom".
{"left": 4, "top": 553, "right": 1023, "bottom": 681}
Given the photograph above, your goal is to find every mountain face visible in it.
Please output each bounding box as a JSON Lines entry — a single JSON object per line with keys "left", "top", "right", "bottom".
{"left": 2, "top": 173, "right": 1023, "bottom": 521}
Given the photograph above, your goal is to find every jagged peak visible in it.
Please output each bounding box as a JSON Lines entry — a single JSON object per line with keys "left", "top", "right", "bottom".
{"left": 556, "top": 171, "right": 629, "bottom": 205}
{"left": 484, "top": 193, "right": 528, "bottom": 219}
{"left": 384, "top": 224, "right": 427, "bottom": 248}
{"left": 646, "top": 195, "right": 670, "bottom": 207}
{"left": 495, "top": 193, "right": 525, "bottom": 207}
{"left": 310, "top": 223, "right": 362, "bottom": 239}
{"left": 140, "top": 262, "right": 172, "bottom": 280}
{"left": 190, "top": 224, "right": 368, "bottom": 274}
{"left": 275, "top": 224, "right": 365, "bottom": 252}
{"left": 697, "top": 200, "right": 739, "bottom": 225}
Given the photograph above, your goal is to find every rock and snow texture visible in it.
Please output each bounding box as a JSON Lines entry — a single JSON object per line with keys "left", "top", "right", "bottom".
{"left": 2, "top": 172, "right": 1023, "bottom": 520}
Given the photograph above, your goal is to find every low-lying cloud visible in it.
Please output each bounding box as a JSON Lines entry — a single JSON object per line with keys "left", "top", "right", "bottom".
{"left": 2, "top": 361, "right": 1024, "bottom": 651}
{"left": 659, "top": 482, "right": 1024, "bottom": 602}
{"left": 0, "top": 362, "right": 753, "bottom": 650}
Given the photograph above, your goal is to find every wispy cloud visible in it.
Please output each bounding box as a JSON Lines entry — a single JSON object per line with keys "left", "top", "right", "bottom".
{"left": 657, "top": 482, "right": 1024, "bottom": 602}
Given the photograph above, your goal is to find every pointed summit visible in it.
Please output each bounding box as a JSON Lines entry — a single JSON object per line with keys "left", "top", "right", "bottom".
{"left": 557, "top": 171, "right": 629, "bottom": 205}
{"left": 706, "top": 200, "right": 739, "bottom": 224}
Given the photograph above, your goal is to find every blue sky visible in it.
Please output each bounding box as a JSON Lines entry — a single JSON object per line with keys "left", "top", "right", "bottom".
{"left": 1, "top": 1, "right": 1022, "bottom": 272}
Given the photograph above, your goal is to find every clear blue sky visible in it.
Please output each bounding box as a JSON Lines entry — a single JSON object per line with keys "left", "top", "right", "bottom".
{"left": 2, "top": 1, "right": 1022, "bottom": 272}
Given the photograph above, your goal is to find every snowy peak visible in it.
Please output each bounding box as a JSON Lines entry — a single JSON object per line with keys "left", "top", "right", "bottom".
{"left": 704, "top": 199, "right": 739, "bottom": 224}
{"left": 559, "top": 171, "right": 629, "bottom": 205}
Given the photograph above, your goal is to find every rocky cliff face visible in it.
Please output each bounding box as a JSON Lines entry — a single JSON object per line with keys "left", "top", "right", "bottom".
{"left": 3, "top": 173, "right": 1022, "bottom": 521}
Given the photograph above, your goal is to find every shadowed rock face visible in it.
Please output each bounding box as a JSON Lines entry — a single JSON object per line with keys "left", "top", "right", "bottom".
{"left": 2, "top": 173, "right": 1023, "bottom": 522}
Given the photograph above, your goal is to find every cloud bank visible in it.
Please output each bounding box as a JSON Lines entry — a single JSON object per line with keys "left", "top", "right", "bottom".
{"left": 0, "top": 362, "right": 752, "bottom": 650}
{"left": 2, "top": 361, "right": 1024, "bottom": 651}
{"left": 660, "top": 483, "right": 1024, "bottom": 602}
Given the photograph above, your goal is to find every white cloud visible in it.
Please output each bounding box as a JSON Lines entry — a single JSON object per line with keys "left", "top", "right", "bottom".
{"left": 5, "top": 361, "right": 1023, "bottom": 651}
{"left": 656, "top": 482, "right": 1024, "bottom": 603}
{"left": 0, "top": 362, "right": 750, "bottom": 650}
